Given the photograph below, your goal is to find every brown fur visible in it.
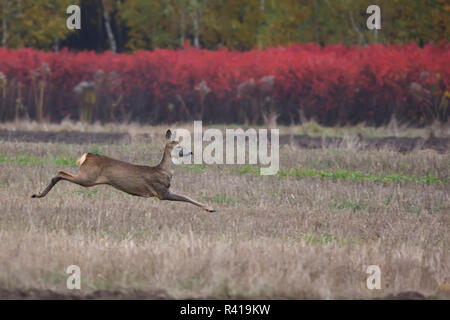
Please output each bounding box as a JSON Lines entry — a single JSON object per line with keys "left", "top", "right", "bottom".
{"left": 32, "top": 130, "right": 215, "bottom": 212}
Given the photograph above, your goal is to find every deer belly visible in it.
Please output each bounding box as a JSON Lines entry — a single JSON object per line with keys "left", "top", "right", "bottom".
{"left": 107, "top": 175, "right": 153, "bottom": 197}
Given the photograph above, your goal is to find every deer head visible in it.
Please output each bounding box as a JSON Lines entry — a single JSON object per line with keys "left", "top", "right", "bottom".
{"left": 165, "top": 130, "right": 192, "bottom": 164}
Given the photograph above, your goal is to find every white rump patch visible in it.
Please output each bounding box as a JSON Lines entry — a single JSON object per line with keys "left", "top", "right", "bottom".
{"left": 76, "top": 153, "right": 87, "bottom": 166}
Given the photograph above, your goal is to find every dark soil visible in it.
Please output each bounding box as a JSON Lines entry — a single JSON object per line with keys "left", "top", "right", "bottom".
{"left": 0, "top": 130, "right": 448, "bottom": 153}
{"left": 0, "top": 130, "right": 127, "bottom": 145}
{"left": 0, "top": 288, "right": 432, "bottom": 300}
{"left": 279, "top": 135, "right": 449, "bottom": 153}
{"left": 0, "top": 288, "right": 171, "bottom": 300}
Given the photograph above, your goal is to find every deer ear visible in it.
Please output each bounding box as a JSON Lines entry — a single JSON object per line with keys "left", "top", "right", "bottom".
{"left": 165, "top": 130, "right": 172, "bottom": 140}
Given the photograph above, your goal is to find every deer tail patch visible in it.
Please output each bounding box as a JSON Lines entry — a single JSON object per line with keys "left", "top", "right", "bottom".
{"left": 76, "top": 153, "right": 87, "bottom": 166}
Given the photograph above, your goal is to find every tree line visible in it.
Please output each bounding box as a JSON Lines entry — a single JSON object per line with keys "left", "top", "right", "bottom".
{"left": 1, "top": 0, "right": 449, "bottom": 52}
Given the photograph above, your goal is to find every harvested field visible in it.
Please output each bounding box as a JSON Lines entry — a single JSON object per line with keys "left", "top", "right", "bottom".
{"left": 0, "top": 125, "right": 448, "bottom": 299}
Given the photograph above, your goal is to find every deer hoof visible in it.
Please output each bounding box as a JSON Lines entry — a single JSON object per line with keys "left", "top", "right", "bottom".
{"left": 31, "top": 194, "right": 39, "bottom": 198}
{"left": 205, "top": 207, "right": 216, "bottom": 213}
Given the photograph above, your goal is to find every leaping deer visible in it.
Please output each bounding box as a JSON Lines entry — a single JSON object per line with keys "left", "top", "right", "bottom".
{"left": 31, "top": 130, "right": 216, "bottom": 212}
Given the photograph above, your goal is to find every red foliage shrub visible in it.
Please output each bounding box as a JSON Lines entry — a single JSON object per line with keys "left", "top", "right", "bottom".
{"left": 0, "top": 42, "right": 448, "bottom": 125}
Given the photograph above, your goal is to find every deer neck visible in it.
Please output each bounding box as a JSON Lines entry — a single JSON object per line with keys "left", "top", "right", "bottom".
{"left": 157, "top": 144, "right": 173, "bottom": 171}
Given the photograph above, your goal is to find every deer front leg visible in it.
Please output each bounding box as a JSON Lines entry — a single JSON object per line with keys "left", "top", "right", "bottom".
{"left": 162, "top": 191, "right": 216, "bottom": 212}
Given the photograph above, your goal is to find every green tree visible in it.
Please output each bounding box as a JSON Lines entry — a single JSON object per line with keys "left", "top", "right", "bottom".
{"left": 119, "top": 0, "right": 181, "bottom": 50}
{"left": 2, "top": 0, "right": 448, "bottom": 51}
{"left": 0, "top": 0, "right": 78, "bottom": 49}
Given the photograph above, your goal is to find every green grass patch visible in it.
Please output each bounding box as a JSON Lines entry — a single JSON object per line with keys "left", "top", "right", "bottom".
{"left": 234, "top": 165, "right": 448, "bottom": 185}
{"left": 2, "top": 152, "right": 447, "bottom": 186}
{"left": 180, "top": 163, "right": 206, "bottom": 173}
{"left": 88, "top": 146, "right": 103, "bottom": 155}
{"left": 301, "top": 233, "right": 336, "bottom": 245}
{"left": 407, "top": 206, "right": 420, "bottom": 215}
{"left": 54, "top": 156, "right": 78, "bottom": 167}
{"left": 300, "top": 232, "right": 364, "bottom": 246}
{"left": 208, "top": 194, "right": 237, "bottom": 206}
{"left": 0, "top": 153, "right": 78, "bottom": 167}
{"left": 329, "top": 200, "right": 367, "bottom": 212}
{"left": 0, "top": 153, "right": 43, "bottom": 165}
{"left": 235, "top": 165, "right": 260, "bottom": 175}
{"left": 74, "top": 188, "right": 99, "bottom": 198}
{"left": 44, "top": 271, "right": 68, "bottom": 286}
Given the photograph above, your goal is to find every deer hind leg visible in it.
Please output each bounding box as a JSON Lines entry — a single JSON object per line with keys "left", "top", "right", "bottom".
{"left": 162, "top": 191, "right": 216, "bottom": 213}
{"left": 31, "top": 176, "right": 63, "bottom": 198}
{"left": 31, "top": 170, "right": 91, "bottom": 198}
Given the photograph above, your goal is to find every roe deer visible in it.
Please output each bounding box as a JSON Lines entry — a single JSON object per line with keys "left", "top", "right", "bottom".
{"left": 31, "top": 130, "right": 216, "bottom": 212}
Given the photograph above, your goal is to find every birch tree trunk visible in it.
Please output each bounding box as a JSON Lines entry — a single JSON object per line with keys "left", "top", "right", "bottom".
{"left": 102, "top": 1, "right": 117, "bottom": 53}
{"left": 180, "top": 1, "right": 186, "bottom": 46}
{"left": 313, "top": 0, "right": 319, "bottom": 44}
{"left": 192, "top": 0, "right": 199, "bottom": 47}
{"left": 349, "top": 10, "right": 367, "bottom": 46}
{"left": 1, "top": 0, "right": 7, "bottom": 47}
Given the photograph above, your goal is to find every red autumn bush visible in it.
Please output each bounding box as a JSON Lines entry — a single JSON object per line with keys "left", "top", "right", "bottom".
{"left": 0, "top": 42, "right": 448, "bottom": 125}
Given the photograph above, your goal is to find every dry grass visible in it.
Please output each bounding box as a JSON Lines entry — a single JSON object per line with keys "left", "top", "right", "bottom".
{"left": 1, "top": 119, "right": 449, "bottom": 138}
{"left": 0, "top": 126, "right": 449, "bottom": 299}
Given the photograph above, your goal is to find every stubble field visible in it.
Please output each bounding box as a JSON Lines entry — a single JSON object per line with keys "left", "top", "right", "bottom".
{"left": 0, "top": 123, "right": 449, "bottom": 299}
